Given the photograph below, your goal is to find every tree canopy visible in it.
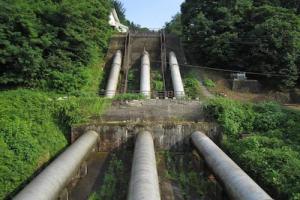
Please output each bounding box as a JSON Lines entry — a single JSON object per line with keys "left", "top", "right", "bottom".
{"left": 0, "top": 0, "right": 113, "bottom": 92}
{"left": 177, "top": 0, "right": 300, "bottom": 89}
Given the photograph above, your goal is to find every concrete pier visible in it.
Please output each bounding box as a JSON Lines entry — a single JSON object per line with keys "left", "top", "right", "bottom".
{"left": 127, "top": 131, "right": 161, "bottom": 200}
{"left": 191, "top": 131, "right": 273, "bottom": 200}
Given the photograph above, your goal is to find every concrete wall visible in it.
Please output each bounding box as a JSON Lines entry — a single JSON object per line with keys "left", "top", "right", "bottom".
{"left": 231, "top": 80, "right": 261, "bottom": 93}
{"left": 72, "top": 122, "right": 220, "bottom": 152}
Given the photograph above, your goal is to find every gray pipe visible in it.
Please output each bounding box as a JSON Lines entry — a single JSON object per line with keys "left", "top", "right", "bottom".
{"left": 140, "top": 51, "right": 151, "bottom": 99}
{"left": 169, "top": 51, "right": 185, "bottom": 98}
{"left": 127, "top": 131, "right": 161, "bottom": 200}
{"left": 14, "top": 131, "right": 99, "bottom": 200}
{"left": 191, "top": 131, "right": 273, "bottom": 200}
{"left": 105, "top": 50, "right": 122, "bottom": 98}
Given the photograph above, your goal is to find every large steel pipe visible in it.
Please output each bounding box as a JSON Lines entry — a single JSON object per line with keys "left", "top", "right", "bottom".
{"left": 105, "top": 50, "right": 122, "bottom": 98}
{"left": 169, "top": 51, "right": 185, "bottom": 98}
{"left": 191, "top": 131, "right": 273, "bottom": 200}
{"left": 127, "top": 131, "right": 161, "bottom": 200}
{"left": 14, "top": 131, "right": 99, "bottom": 200}
{"left": 140, "top": 51, "right": 151, "bottom": 99}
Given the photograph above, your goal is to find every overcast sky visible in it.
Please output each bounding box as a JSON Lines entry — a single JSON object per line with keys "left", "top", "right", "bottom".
{"left": 118, "top": 0, "right": 184, "bottom": 28}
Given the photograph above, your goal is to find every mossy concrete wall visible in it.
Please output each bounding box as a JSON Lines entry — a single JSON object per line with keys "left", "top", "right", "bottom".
{"left": 72, "top": 122, "right": 220, "bottom": 152}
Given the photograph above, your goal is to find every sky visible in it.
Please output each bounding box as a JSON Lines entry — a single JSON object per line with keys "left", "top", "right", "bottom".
{"left": 119, "top": 0, "right": 185, "bottom": 29}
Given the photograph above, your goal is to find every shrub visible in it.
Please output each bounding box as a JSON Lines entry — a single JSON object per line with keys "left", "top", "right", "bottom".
{"left": 0, "top": 89, "right": 110, "bottom": 199}
{"left": 0, "top": 90, "right": 67, "bottom": 199}
{"left": 203, "top": 79, "right": 216, "bottom": 88}
{"left": 114, "top": 93, "right": 146, "bottom": 101}
{"left": 184, "top": 72, "right": 203, "bottom": 98}
{"left": 205, "top": 98, "right": 255, "bottom": 137}
{"left": 207, "top": 98, "right": 300, "bottom": 199}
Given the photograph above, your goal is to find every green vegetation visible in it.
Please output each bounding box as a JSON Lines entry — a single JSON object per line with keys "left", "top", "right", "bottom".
{"left": 127, "top": 68, "right": 140, "bottom": 92}
{"left": 166, "top": 0, "right": 300, "bottom": 89}
{"left": 183, "top": 72, "right": 203, "bottom": 98}
{"left": 206, "top": 98, "right": 300, "bottom": 199}
{"left": 114, "top": 93, "right": 145, "bottom": 101}
{"left": 165, "top": 13, "right": 182, "bottom": 36}
{"left": 161, "top": 151, "right": 212, "bottom": 199}
{"left": 203, "top": 79, "right": 216, "bottom": 88}
{"left": 0, "top": 90, "right": 67, "bottom": 199}
{"left": 0, "top": 0, "right": 113, "bottom": 93}
{"left": 89, "top": 154, "right": 130, "bottom": 200}
{"left": 0, "top": 89, "right": 110, "bottom": 199}
{"left": 152, "top": 70, "right": 164, "bottom": 91}
{"left": 0, "top": 0, "right": 114, "bottom": 199}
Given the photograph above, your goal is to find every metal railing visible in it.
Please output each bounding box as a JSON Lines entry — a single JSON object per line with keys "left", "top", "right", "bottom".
{"left": 99, "top": 90, "right": 195, "bottom": 100}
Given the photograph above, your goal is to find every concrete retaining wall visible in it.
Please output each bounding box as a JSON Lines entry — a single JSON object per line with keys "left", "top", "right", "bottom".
{"left": 72, "top": 122, "right": 220, "bottom": 152}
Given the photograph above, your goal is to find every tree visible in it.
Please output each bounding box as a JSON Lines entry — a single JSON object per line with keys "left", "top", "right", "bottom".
{"left": 0, "top": 0, "right": 113, "bottom": 92}
{"left": 180, "top": 0, "right": 300, "bottom": 89}
{"left": 165, "top": 13, "right": 183, "bottom": 36}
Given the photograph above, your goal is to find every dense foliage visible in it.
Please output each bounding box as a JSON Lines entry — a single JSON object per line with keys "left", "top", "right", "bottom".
{"left": 0, "top": 0, "right": 113, "bottom": 92}
{"left": 165, "top": 13, "right": 182, "bottom": 36}
{"left": 171, "top": 0, "right": 300, "bottom": 89}
{"left": 0, "top": 90, "right": 67, "bottom": 199}
{"left": 183, "top": 71, "right": 204, "bottom": 98}
{"left": 206, "top": 98, "right": 300, "bottom": 199}
{"left": 0, "top": 89, "right": 110, "bottom": 199}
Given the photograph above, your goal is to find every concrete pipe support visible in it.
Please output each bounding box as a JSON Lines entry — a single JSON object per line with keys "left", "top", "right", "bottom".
{"left": 140, "top": 51, "right": 151, "bottom": 99}
{"left": 127, "top": 131, "right": 161, "bottom": 200}
{"left": 169, "top": 51, "right": 185, "bottom": 98}
{"left": 105, "top": 50, "right": 122, "bottom": 98}
{"left": 191, "top": 131, "right": 273, "bottom": 200}
{"left": 14, "top": 131, "right": 99, "bottom": 200}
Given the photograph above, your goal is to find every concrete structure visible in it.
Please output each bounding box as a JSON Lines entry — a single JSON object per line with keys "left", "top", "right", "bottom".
{"left": 14, "top": 131, "right": 99, "bottom": 200}
{"left": 140, "top": 51, "right": 151, "bottom": 98}
{"left": 191, "top": 131, "right": 273, "bottom": 200}
{"left": 169, "top": 52, "right": 185, "bottom": 98}
{"left": 109, "top": 9, "right": 128, "bottom": 33}
{"left": 127, "top": 131, "right": 161, "bottom": 200}
{"left": 105, "top": 50, "right": 122, "bottom": 98}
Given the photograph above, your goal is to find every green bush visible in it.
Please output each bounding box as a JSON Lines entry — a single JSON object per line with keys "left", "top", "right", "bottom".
{"left": 206, "top": 98, "right": 255, "bottom": 137}
{"left": 203, "top": 79, "right": 216, "bottom": 88}
{"left": 207, "top": 98, "right": 300, "bottom": 199}
{"left": 152, "top": 70, "right": 164, "bottom": 91}
{"left": 184, "top": 72, "right": 203, "bottom": 98}
{"left": 0, "top": 0, "right": 113, "bottom": 93}
{"left": 0, "top": 89, "right": 110, "bottom": 199}
{"left": 0, "top": 90, "right": 67, "bottom": 199}
{"left": 114, "top": 93, "right": 146, "bottom": 101}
